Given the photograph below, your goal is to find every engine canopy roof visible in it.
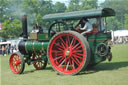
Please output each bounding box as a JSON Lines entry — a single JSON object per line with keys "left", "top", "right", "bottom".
{"left": 43, "top": 8, "right": 115, "bottom": 21}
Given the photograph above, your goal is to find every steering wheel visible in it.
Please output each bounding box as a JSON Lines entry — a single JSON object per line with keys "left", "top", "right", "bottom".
{"left": 48, "top": 21, "right": 68, "bottom": 38}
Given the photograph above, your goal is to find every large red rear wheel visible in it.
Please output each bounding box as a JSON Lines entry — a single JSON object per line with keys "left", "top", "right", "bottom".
{"left": 48, "top": 31, "right": 90, "bottom": 75}
{"left": 32, "top": 54, "right": 47, "bottom": 70}
{"left": 9, "top": 52, "right": 25, "bottom": 74}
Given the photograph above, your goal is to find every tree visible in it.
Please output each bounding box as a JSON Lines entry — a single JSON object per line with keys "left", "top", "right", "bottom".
{"left": 53, "top": 2, "right": 66, "bottom": 13}
{"left": 0, "top": 0, "right": 23, "bottom": 39}
{"left": 106, "top": 17, "right": 121, "bottom": 31}
{"left": 80, "top": 0, "right": 98, "bottom": 10}
{"left": 67, "top": 0, "right": 81, "bottom": 11}
{"left": 0, "top": 19, "right": 22, "bottom": 39}
{"left": 101, "top": 0, "right": 128, "bottom": 29}
{"left": 21, "top": 0, "right": 54, "bottom": 26}
{"left": 124, "top": 14, "right": 128, "bottom": 29}
{"left": 0, "top": 0, "right": 12, "bottom": 22}
{"left": 67, "top": 0, "right": 98, "bottom": 12}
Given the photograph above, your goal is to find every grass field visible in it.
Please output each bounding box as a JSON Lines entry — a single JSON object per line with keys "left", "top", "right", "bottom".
{"left": 0, "top": 44, "right": 128, "bottom": 85}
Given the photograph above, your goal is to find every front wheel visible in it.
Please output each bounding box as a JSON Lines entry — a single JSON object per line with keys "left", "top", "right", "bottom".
{"left": 32, "top": 54, "right": 47, "bottom": 70}
{"left": 9, "top": 52, "right": 25, "bottom": 74}
{"left": 47, "top": 31, "right": 90, "bottom": 75}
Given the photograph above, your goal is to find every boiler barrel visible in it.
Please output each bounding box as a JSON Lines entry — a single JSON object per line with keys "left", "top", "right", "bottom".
{"left": 18, "top": 40, "right": 49, "bottom": 54}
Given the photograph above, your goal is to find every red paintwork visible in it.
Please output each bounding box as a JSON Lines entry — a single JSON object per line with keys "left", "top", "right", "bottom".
{"left": 48, "top": 33, "right": 85, "bottom": 74}
{"left": 9, "top": 53, "right": 22, "bottom": 74}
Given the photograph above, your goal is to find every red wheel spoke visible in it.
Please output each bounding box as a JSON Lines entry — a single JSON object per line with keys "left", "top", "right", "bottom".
{"left": 17, "top": 65, "right": 21, "bottom": 70}
{"left": 71, "top": 57, "right": 79, "bottom": 66}
{"left": 54, "top": 56, "right": 63, "bottom": 61}
{"left": 72, "top": 50, "right": 83, "bottom": 53}
{"left": 72, "top": 52, "right": 83, "bottom": 56}
{"left": 59, "top": 59, "right": 66, "bottom": 67}
{"left": 72, "top": 46, "right": 82, "bottom": 51}
{"left": 15, "top": 66, "right": 18, "bottom": 71}
{"left": 66, "top": 61, "right": 70, "bottom": 71}
{"left": 52, "top": 50, "right": 63, "bottom": 53}
{"left": 72, "top": 60, "right": 75, "bottom": 69}
{"left": 72, "top": 54, "right": 83, "bottom": 59}
{"left": 32, "top": 54, "right": 47, "bottom": 70}
{"left": 60, "top": 42, "right": 66, "bottom": 49}
{"left": 72, "top": 38, "right": 76, "bottom": 47}
{"left": 14, "top": 57, "right": 17, "bottom": 61}
{"left": 67, "top": 36, "right": 70, "bottom": 46}
{"left": 55, "top": 53, "right": 63, "bottom": 56}
{"left": 58, "top": 57, "right": 65, "bottom": 63}
{"left": 60, "top": 37, "right": 66, "bottom": 47}
{"left": 64, "top": 59, "right": 67, "bottom": 70}
{"left": 69, "top": 58, "right": 73, "bottom": 70}
{"left": 66, "top": 37, "right": 68, "bottom": 47}
{"left": 54, "top": 43, "right": 64, "bottom": 49}
{"left": 70, "top": 38, "right": 74, "bottom": 47}
{"left": 18, "top": 64, "right": 21, "bottom": 67}
{"left": 73, "top": 57, "right": 81, "bottom": 65}
{"left": 56, "top": 46, "right": 64, "bottom": 51}
{"left": 13, "top": 58, "right": 16, "bottom": 62}
{"left": 72, "top": 43, "right": 80, "bottom": 50}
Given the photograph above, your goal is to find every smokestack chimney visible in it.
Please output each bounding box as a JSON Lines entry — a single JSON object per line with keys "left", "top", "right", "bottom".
{"left": 22, "top": 15, "right": 28, "bottom": 39}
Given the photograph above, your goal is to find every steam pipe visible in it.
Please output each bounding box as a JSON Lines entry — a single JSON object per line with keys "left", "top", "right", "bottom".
{"left": 22, "top": 15, "right": 28, "bottom": 39}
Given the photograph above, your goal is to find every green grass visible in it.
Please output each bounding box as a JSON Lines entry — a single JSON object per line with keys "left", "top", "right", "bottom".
{"left": 0, "top": 44, "right": 128, "bottom": 85}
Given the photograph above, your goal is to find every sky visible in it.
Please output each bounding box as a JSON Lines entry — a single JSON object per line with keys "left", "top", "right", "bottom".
{"left": 52, "top": 0, "right": 105, "bottom": 5}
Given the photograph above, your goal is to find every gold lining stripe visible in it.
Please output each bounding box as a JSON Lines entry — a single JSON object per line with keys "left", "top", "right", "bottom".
{"left": 25, "top": 41, "right": 28, "bottom": 53}
{"left": 32, "top": 41, "right": 36, "bottom": 54}
{"left": 42, "top": 42, "right": 45, "bottom": 54}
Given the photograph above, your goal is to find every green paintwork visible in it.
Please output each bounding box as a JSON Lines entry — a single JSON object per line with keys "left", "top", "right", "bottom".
{"left": 88, "top": 32, "right": 111, "bottom": 64}
{"left": 43, "top": 8, "right": 115, "bottom": 21}
{"left": 38, "top": 33, "right": 49, "bottom": 40}
{"left": 33, "top": 41, "right": 42, "bottom": 52}
{"left": 26, "top": 41, "right": 33, "bottom": 53}
{"left": 42, "top": 55, "right": 47, "bottom": 61}
{"left": 25, "top": 41, "right": 49, "bottom": 54}
{"left": 42, "top": 42, "right": 49, "bottom": 50}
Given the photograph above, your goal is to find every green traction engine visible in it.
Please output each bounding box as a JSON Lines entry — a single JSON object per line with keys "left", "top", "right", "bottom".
{"left": 9, "top": 8, "right": 115, "bottom": 75}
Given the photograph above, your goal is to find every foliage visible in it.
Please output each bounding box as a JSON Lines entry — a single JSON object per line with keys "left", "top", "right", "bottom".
{"left": 21, "top": 0, "right": 54, "bottom": 26}
{"left": 106, "top": 17, "right": 122, "bottom": 30}
{"left": 124, "top": 14, "right": 128, "bottom": 29}
{"left": 67, "top": 0, "right": 81, "bottom": 11}
{"left": 0, "top": 19, "right": 22, "bottom": 39}
{"left": 67, "top": 0, "right": 98, "bottom": 11}
{"left": 101, "top": 0, "right": 128, "bottom": 29}
{"left": 53, "top": 2, "right": 66, "bottom": 13}
{"left": 80, "top": 0, "right": 98, "bottom": 10}
{"left": 0, "top": 0, "right": 12, "bottom": 22}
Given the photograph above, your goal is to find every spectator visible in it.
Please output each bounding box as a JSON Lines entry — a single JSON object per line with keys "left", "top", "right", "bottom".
{"left": 2, "top": 45, "right": 5, "bottom": 56}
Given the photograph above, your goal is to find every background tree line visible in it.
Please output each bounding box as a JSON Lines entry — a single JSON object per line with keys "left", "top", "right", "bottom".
{"left": 0, "top": 0, "right": 128, "bottom": 39}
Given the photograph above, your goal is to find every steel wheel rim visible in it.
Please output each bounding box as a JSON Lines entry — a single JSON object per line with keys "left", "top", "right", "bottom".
{"left": 33, "top": 54, "right": 46, "bottom": 70}
{"left": 9, "top": 54, "right": 22, "bottom": 74}
{"left": 49, "top": 33, "right": 86, "bottom": 74}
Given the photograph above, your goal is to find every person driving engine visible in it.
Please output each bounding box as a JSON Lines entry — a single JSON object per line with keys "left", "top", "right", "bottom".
{"left": 76, "top": 18, "right": 93, "bottom": 35}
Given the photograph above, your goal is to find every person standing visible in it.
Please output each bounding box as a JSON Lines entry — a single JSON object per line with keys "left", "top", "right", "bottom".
{"left": 2, "top": 45, "right": 5, "bottom": 56}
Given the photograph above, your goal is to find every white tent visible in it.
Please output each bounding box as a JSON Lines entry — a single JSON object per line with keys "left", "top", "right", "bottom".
{"left": 114, "top": 30, "right": 128, "bottom": 37}
{"left": 0, "top": 41, "right": 11, "bottom": 45}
